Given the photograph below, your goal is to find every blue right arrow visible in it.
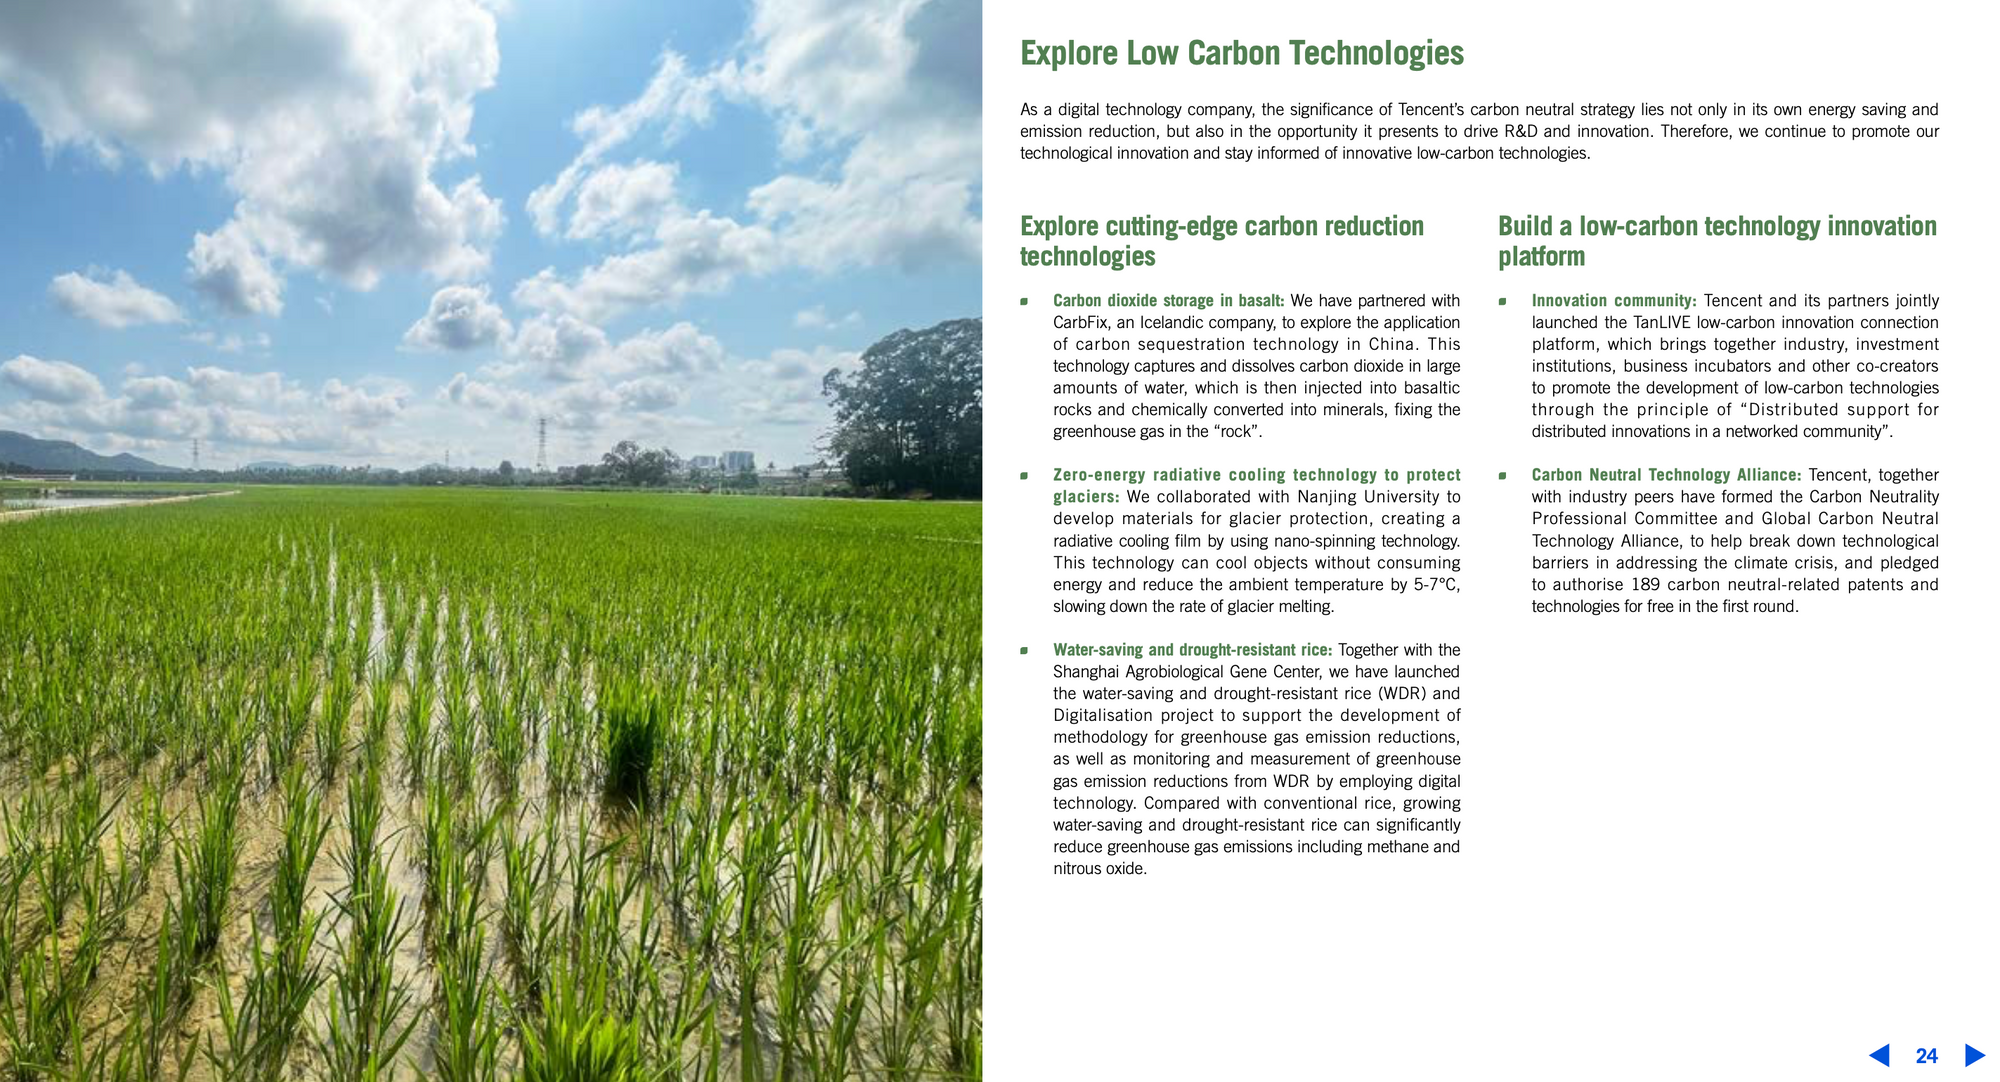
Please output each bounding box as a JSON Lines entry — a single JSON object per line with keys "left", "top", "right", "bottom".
{"left": 1969, "top": 1044, "right": 1986, "bottom": 1067}
{"left": 1870, "top": 1044, "right": 1891, "bottom": 1067}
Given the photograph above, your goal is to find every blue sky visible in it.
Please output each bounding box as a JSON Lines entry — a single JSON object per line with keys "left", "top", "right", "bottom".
{"left": 0, "top": 0, "right": 980, "bottom": 470}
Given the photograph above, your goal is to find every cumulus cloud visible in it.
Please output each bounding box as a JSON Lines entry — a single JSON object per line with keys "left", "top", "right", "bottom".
{"left": 607, "top": 322, "right": 725, "bottom": 377}
{"left": 321, "top": 377, "right": 407, "bottom": 427}
{"left": 121, "top": 375, "right": 187, "bottom": 409}
{"left": 566, "top": 160, "right": 683, "bottom": 242}
{"left": 1, "top": 355, "right": 105, "bottom": 403}
{"left": 0, "top": 357, "right": 405, "bottom": 458}
{"left": 0, "top": 0, "right": 506, "bottom": 316}
{"left": 48, "top": 269, "right": 184, "bottom": 328}
{"left": 441, "top": 370, "right": 644, "bottom": 433}
{"left": 439, "top": 320, "right": 723, "bottom": 434}
{"left": 612, "top": 375, "right": 684, "bottom": 411}
{"left": 512, "top": 212, "right": 779, "bottom": 322}
{"left": 515, "top": 0, "right": 979, "bottom": 320}
{"left": 507, "top": 313, "right": 610, "bottom": 380}
{"left": 524, "top": 52, "right": 721, "bottom": 237}
{"left": 441, "top": 372, "right": 534, "bottom": 420}
{"left": 733, "top": 345, "right": 853, "bottom": 425}
{"left": 188, "top": 222, "right": 286, "bottom": 316}
{"left": 403, "top": 284, "right": 512, "bottom": 351}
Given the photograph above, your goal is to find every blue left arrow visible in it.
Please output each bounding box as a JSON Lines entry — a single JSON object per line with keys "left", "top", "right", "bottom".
{"left": 1870, "top": 1044, "right": 1891, "bottom": 1067}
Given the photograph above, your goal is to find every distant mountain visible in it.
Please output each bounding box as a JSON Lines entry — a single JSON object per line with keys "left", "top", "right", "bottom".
{"left": 0, "top": 430, "right": 181, "bottom": 474}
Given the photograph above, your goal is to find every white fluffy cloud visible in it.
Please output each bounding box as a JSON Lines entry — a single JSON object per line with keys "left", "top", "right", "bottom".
{"left": 507, "top": 313, "right": 611, "bottom": 380}
{"left": 0, "top": 357, "right": 409, "bottom": 457}
{"left": 0, "top": 0, "right": 505, "bottom": 316}
{"left": 321, "top": 377, "right": 407, "bottom": 427}
{"left": 47, "top": 269, "right": 184, "bottom": 328}
{"left": 187, "top": 222, "right": 287, "bottom": 317}
{"left": 607, "top": 322, "right": 726, "bottom": 377}
{"left": 403, "top": 284, "right": 513, "bottom": 351}
{"left": 523, "top": 52, "right": 720, "bottom": 237}
{"left": 732, "top": 345, "right": 853, "bottom": 425}
{"left": 2, "top": 355, "right": 105, "bottom": 403}
{"left": 441, "top": 371, "right": 645, "bottom": 433}
{"left": 565, "top": 160, "right": 684, "bottom": 242}
{"left": 499, "top": 311, "right": 725, "bottom": 388}
{"left": 512, "top": 211, "right": 780, "bottom": 322}
{"left": 516, "top": 0, "right": 978, "bottom": 320}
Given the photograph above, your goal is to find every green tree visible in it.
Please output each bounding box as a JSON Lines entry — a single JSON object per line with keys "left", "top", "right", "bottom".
{"left": 601, "top": 440, "right": 642, "bottom": 484}
{"left": 821, "top": 317, "right": 981, "bottom": 498}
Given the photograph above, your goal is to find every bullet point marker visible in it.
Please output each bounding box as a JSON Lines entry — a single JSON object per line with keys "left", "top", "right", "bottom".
{"left": 1498, "top": 472, "right": 1507, "bottom": 479}
{"left": 1020, "top": 647, "right": 1029, "bottom": 654}
{"left": 1019, "top": 471, "right": 1028, "bottom": 479}
{"left": 1498, "top": 297, "right": 1507, "bottom": 305}
{"left": 1019, "top": 297, "right": 1029, "bottom": 305}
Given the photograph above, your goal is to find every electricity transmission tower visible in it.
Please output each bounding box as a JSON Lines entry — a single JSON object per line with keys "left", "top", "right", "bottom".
{"left": 536, "top": 416, "right": 549, "bottom": 473}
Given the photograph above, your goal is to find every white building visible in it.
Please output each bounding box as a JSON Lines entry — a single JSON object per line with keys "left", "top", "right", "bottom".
{"left": 722, "top": 450, "right": 756, "bottom": 472}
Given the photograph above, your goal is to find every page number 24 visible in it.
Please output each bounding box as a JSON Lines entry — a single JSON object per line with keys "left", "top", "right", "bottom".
{"left": 1917, "top": 1047, "right": 1940, "bottom": 1064}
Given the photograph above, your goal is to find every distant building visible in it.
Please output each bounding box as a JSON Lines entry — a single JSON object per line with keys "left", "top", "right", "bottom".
{"left": 2, "top": 471, "right": 76, "bottom": 482}
{"left": 722, "top": 450, "right": 755, "bottom": 472}
{"left": 689, "top": 455, "right": 720, "bottom": 471}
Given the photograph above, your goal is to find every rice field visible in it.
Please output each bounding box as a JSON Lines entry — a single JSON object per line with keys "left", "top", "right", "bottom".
{"left": 0, "top": 487, "right": 981, "bottom": 1081}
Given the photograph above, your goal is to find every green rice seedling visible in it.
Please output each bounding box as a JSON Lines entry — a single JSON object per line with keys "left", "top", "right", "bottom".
{"left": 0, "top": 487, "right": 985, "bottom": 1078}
{"left": 809, "top": 898, "right": 873, "bottom": 1082}
{"left": 543, "top": 672, "right": 586, "bottom": 799}
{"left": 361, "top": 665, "right": 395, "bottom": 773}
{"left": 321, "top": 858, "right": 416, "bottom": 1082}
{"left": 205, "top": 764, "right": 333, "bottom": 1081}
{"left": 484, "top": 679, "right": 526, "bottom": 800}
{"left": 175, "top": 771, "right": 242, "bottom": 959}
{"left": 273, "top": 764, "right": 330, "bottom": 942}
{"left": 421, "top": 778, "right": 493, "bottom": 962}
{"left": 209, "top": 913, "right": 325, "bottom": 1082}
{"left": 323, "top": 764, "right": 416, "bottom": 1082}
{"left": 443, "top": 662, "right": 479, "bottom": 790}
{"left": 682, "top": 794, "right": 740, "bottom": 962}
{"left": 940, "top": 854, "right": 983, "bottom": 1078}
{"left": 635, "top": 950, "right": 714, "bottom": 1081}
{"left": 269, "top": 663, "right": 317, "bottom": 788}
{"left": 315, "top": 651, "right": 357, "bottom": 787}
{"left": 3, "top": 893, "right": 107, "bottom": 1082}
{"left": 772, "top": 803, "right": 836, "bottom": 1081}
{"left": 419, "top": 772, "right": 456, "bottom": 923}
{"left": 383, "top": 608, "right": 410, "bottom": 680}
{"left": 597, "top": 679, "right": 664, "bottom": 808}
{"left": 869, "top": 810, "right": 954, "bottom": 1082}
{"left": 499, "top": 818, "right": 559, "bottom": 1011}
{"left": 113, "top": 889, "right": 201, "bottom": 1080}
{"left": 339, "top": 760, "right": 385, "bottom": 901}
{"left": 36, "top": 768, "right": 112, "bottom": 932}
{"left": 731, "top": 806, "right": 786, "bottom": 1082}
{"left": 518, "top": 959, "right": 641, "bottom": 1082}
{"left": 431, "top": 924, "right": 502, "bottom": 1082}
{"left": 99, "top": 778, "right": 170, "bottom": 941}
{"left": 402, "top": 671, "right": 435, "bottom": 784}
